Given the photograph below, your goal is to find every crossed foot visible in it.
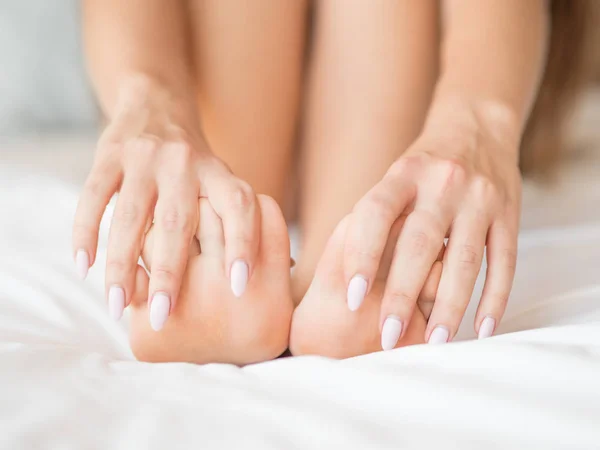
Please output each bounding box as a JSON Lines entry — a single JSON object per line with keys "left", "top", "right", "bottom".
{"left": 129, "top": 196, "right": 427, "bottom": 365}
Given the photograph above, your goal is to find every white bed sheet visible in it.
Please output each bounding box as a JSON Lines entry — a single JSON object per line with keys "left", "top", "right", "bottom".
{"left": 1, "top": 145, "right": 600, "bottom": 449}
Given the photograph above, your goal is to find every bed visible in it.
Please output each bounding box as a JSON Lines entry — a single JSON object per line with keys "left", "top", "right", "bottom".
{"left": 1, "top": 127, "right": 599, "bottom": 449}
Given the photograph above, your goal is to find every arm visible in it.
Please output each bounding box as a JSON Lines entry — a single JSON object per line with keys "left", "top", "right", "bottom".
{"left": 429, "top": 0, "right": 550, "bottom": 147}
{"left": 82, "top": 0, "right": 198, "bottom": 124}
{"left": 342, "top": 1, "right": 551, "bottom": 348}
{"left": 75, "top": 0, "right": 260, "bottom": 331}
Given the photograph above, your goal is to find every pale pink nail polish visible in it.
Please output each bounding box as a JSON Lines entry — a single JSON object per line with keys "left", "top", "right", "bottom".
{"left": 347, "top": 275, "right": 368, "bottom": 311}
{"left": 150, "top": 292, "right": 170, "bottom": 331}
{"left": 76, "top": 249, "right": 89, "bottom": 280}
{"left": 478, "top": 317, "right": 496, "bottom": 340}
{"left": 108, "top": 286, "right": 125, "bottom": 321}
{"left": 428, "top": 326, "right": 450, "bottom": 344}
{"left": 381, "top": 316, "right": 403, "bottom": 351}
{"left": 230, "top": 260, "right": 249, "bottom": 298}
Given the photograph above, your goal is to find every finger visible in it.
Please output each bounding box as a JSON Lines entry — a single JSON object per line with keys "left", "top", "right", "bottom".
{"left": 147, "top": 184, "right": 198, "bottom": 332}
{"left": 344, "top": 171, "right": 415, "bottom": 312}
{"left": 105, "top": 177, "right": 155, "bottom": 321}
{"left": 475, "top": 221, "right": 518, "bottom": 339}
{"left": 376, "top": 215, "right": 408, "bottom": 279}
{"left": 141, "top": 223, "right": 200, "bottom": 272}
{"left": 417, "top": 244, "right": 446, "bottom": 318}
{"left": 130, "top": 264, "right": 150, "bottom": 308}
{"left": 197, "top": 197, "right": 225, "bottom": 258}
{"left": 203, "top": 170, "right": 259, "bottom": 298}
{"left": 426, "top": 212, "right": 488, "bottom": 344}
{"left": 379, "top": 207, "right": 448, "bottom": 350}
{"left": 72, "top": 154, "right": 121, "bottom": 279}
{"left": 417, "top": 260, "right": 443, "bottom": 319}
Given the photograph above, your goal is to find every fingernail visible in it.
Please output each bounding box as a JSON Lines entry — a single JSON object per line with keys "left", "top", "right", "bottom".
{"left": 150, "top": 292, "right": 170, "bottom": 331}
{"left": 347, "top": 275, "right": 368, "bottom": 311}
{"left": 478, "top": 317, "right": 496, "bottom": 340}
{"left": 381, "top": 316, "right": 403, "bottom": 351}
{"left": 75, "top": 249, "right": 89, "bottom": 280}
{"left": 428, "top": 326, "right": 450, "bottom": 344}
{"left": 230, "top": 260, "right": 249, "bottom": 298}
{"left": 108, "top": 286, "right": 125, "bottom": 321}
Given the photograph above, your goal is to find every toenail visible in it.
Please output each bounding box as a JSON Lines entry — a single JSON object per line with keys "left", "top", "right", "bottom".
{"left": 428, "top": 326, "right": 450, "bottom": 344}
{"left": 150, "top": 292, "right": 171, "bottom": 331}
{"left": 230, "top": 260, "right": 249, "bottom": 298}
{"left": 108, "top": 286, "right": 125, "bottom": 321}
{"left": 381, "top": 316, "right": 403, "bottom": 351}
{"left": 347, "top": 275, "right": 368, "bottom": 311}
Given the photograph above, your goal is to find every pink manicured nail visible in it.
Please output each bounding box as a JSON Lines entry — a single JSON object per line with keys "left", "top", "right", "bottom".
{"left": 347, "top": 275, "right": 368, "bottom": 311}
{"left": 478, "top": 317, "right": 496, "bottom": 340}
{"left": 75, "top": 249, "right": 89, "bottom": 280}
{"left": 230, "top": 260, "right": 249, "bottom": 298}
{"left": 108, "top": 286, "right": 125, "bottom": 321}
{"left": 381, "top": 316, "right": 403, "bottom": 351}
{"left": 150, "top": 292, "right": 170, "bottom": 331}
{"left": 428, "top": 326, "right": 450, "bottom": 344}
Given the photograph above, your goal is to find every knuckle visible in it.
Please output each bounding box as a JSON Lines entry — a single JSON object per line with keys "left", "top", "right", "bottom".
{"left": 72, "top": 222, "right": 95, "bottom": 241}
{"left": 151, "top": 265, "right": 178, "bottom": 286}
{"left": 471, "top": 176, "right": 499, "bottom": 204}
{"left": 387, "top": 157, "right": 413, "bottom": 177}
{"left": 106, "top": 259, "right": 129, "bottom": 277}
{"left": 166, "top": 141, "right": 194, "bottom": 171}
{"left": 228, "top": 181, "right": 255, "bottom": 211}
{"left": 231, "top": 231, "right": 254, "bottom": 249}
{"left": 346, "top": 243, "right": 381, "bottom": 267}
{"left": 359, "top": 191, "right": 395, "bottom": 223}
{"left": 385, "top": 290, "right": 416, "bottom": 308}
{"left": 484, "top": 292, "right": 510, "bottom": 310}
{"left": 436, "top": 159, "right": 467, "bottom": 192}
{"left": 457, "top": 243, "right": 481, "bottom": 267}
{"left": 113, "top": 201, "right": 140, "bottom": 227}
{"left": 83, "top": 173, "right": 108, "bottom": 200}
{"left": 500, "top": 248, "right": 517, "bottom": 271}
{"left": 439, "top": 300, "right": 467, "bottom": 321}
{"left": 406, "top": 230, "right": 430, "bottom": 256}
{"left": 159, "top": 208, "right": 193, "bottom": 233}
{"left": 133, "top": 137, "right": 161, "bottom": 156}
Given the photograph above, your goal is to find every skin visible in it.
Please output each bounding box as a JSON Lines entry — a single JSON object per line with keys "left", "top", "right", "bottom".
{"left": 292, "top": 0, "right": 440, "bottom": 302}
{"left": 76, "top": 0, "right": 549, "bottom": 361}
{"left": 74, "top": 0, "right": 264, "bottom": 331}
{"left": 341, "top": 0, "right": 549, "bottom": 346}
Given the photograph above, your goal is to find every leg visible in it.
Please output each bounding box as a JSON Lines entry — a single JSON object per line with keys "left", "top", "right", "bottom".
{"left": 290, "top": 0, "right": 439, "bottom": 357}
{"left": 128, "top": 0, "right": 307, "bottom": 365}
{"left": 191, "top": 0, "right": 307, "bottom": 207}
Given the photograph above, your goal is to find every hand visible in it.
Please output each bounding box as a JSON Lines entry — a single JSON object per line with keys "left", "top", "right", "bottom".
{"left": 342, "top": 99, "right": 522, "bottom": 345}
{"left": 72, "top": 76, "right": 260, "bottom": 330}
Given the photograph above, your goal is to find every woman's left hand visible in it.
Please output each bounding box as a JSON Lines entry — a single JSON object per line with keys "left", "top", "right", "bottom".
{"left": 343, "top": 99, "right": 523, "bottom": 345}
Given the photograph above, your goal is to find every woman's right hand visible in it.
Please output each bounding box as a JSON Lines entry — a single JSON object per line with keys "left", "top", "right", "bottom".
{"left": 72, "top": 76, "right": 260, "bottom": 331}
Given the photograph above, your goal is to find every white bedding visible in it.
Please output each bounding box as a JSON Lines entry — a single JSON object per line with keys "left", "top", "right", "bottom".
{"left": 1, "top": 141, "right": 600, "bottom": 449}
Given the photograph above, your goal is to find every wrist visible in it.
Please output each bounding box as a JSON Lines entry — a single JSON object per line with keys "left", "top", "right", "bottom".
{"left": 112, "top": 72, "right": 200, "bottom": 130}
{"left": 423, "top": 91, "right": 522, "bottom": 156}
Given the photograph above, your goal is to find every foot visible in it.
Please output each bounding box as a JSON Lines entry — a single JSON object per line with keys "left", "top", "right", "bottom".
{"left": 129, "top": 195, "right": 294, "bottom": 366}
{"left": 289, "top": 217, "right": 427, "bottom": 358}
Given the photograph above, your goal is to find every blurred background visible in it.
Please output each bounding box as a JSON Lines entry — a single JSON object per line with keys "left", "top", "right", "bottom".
{"left": 0, "top": 1, "right": 96, "bottom": 135}
{"left": 0, "top": 1, "right": 599, "bottom": 192}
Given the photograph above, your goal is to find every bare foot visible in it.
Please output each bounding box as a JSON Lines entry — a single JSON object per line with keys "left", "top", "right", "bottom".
{"left": 290, "top": 217, "right": 429, "bottom": 358}
{"left": 129, "top": 195, "right": 294, "bottom": 366}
